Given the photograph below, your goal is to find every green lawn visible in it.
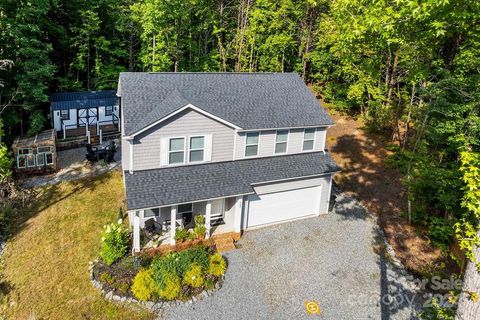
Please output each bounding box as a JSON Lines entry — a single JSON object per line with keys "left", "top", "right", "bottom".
{"left": 1, "top": 170, "right": 153, "bottom": 319}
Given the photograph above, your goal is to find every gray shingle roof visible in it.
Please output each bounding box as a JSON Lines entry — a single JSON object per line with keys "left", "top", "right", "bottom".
{"left": 124, "top": 152, "right": 339, "bottom": 210}
{"left": 118, "top": 72, "right": 334, "bottom": 136}
{"left": 50, "top": 90, "right": 118, "bottom": 110}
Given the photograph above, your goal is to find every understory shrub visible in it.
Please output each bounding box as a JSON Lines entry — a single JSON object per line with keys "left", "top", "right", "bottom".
{"left": 208, "top": 253, "right": 227, "bottom": 277}
{"left": 131, "top": 268, "right": 159, "bottom": 301}
{"left": 100, "top": 220, "right": 130, "bottom": 265}
{"left": 100, "top": 272, "right": 115, "bottom": 285}
{"left": 174, "top": 228, "right": 190, "bottom": 242}
{"left": 428, "top": 217, "right": 455, "bottom": 250}
{"left": 151, "top": 246, "right": 211, "bottom": 279}
{"left": 157, "top": 272, "right": 181, "bottom": 301}
{"left": 183, "top": 263, "right": 204, "bottom": 288}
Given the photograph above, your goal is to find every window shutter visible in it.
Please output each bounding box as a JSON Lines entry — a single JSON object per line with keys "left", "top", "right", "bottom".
{"left": 204, "top": 134, "right": 213, "bottom": 162}
{"left": 160, "top": 138, "right": 169, "bottom": 166}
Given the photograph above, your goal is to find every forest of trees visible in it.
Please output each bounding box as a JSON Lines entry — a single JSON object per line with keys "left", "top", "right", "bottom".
{"left": 0, "top": 0, "right": 479, "bottom": 315}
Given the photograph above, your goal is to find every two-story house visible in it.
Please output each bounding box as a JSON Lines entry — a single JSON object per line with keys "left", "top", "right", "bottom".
{"left": 118, "top": 72, "right": 339, "bottom": 250}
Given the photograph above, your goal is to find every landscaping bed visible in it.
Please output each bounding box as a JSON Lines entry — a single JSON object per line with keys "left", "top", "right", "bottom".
{"left": 91, "top": 220, "right": 228, "bottom": 311}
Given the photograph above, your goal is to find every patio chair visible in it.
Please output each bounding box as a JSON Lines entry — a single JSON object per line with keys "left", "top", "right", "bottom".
{"left": 144, "top": 218, "right": 156, "bottom": 233}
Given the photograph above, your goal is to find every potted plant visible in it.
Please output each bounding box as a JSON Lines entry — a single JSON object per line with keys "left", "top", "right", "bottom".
{"left": 175, "top": 228, "right": 189, "bottom": 243}
{"left": 194, "top": 225, "right": 207, "bottom": 240}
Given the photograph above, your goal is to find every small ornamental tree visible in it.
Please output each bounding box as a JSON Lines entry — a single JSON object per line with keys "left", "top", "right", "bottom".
{"left": 100, "top": 219, "right": 130, "bottom": 265}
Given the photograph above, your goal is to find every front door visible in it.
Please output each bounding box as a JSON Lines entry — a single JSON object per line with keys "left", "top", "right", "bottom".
{"left": 77, "top": 108, "right": 98, "bottom": 127}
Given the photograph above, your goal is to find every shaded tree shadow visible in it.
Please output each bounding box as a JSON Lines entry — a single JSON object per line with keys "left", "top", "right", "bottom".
{"left": 329, "top": 131, "right": 445, "bottom": 274}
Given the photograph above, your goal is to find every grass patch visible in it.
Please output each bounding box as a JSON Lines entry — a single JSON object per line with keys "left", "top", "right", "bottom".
{"left": 1, "top": 170, "right": 153, "bottom": 319}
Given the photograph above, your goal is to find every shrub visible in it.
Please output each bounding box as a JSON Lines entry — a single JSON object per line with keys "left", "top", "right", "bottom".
{"left": 157, "top": 272, "right": 181, "bottom": 301}
{"left": 131, "top": 268, "right": 159, "bottom": 301}
{"left": 194, "top": 215, "right": 205, "bottom": 225}
{"left": 151, "top": 246, "right": 211, "bottom": 279}
{"left": 113, "top": 281, "right": 130, "bottom": 294}
{"left": 100, "top": 220, "right": 130, "bottom": 265}
{"left": 175, "top": 228, "right": 189, "bottom": 242}
{"left": 208, "top": 253, "right": 227, "bottom": 277}
{"left": 194, "top": 225, "right": 207, "bottom": 239}
{"left": 100, "top": 272, "right": 115, "bottom": 285}
{"left": 428, "top": 217, "right": 454, "bottom": 250}
{"left": 183, "top": 263, "right": 204, "bottom": 288}
{"left": 204, "top": 278, "right": 215, "bottom": 290}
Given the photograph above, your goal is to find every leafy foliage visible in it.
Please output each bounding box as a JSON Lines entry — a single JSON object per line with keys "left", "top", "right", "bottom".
{"left": 100, "top": 220, "right": 130, "bottom": 266}
{"left": 131, "top": 268, "right": 159, "bottom": 301}
{"left": 183, "top": 263, "right": 204, "bottom": 288}
{"left": 208, "top": 253, "right": 227, "bottom": 277}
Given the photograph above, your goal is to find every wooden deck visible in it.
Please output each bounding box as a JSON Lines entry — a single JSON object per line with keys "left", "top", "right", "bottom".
{"left": 58, "top": 124, "right": 119, "bottom": 139}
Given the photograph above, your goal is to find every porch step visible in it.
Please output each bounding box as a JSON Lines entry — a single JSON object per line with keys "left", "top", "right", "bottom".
{"left": 213, "top": 236, "right": 236, "bottom": 253}
{"left": 90, "top": 135, "right": 100, "bottom": 145}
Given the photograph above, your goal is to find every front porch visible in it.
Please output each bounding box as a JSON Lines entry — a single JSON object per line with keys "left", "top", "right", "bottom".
{"left": 128, "top": 196, "right": 244, "bottom": 252}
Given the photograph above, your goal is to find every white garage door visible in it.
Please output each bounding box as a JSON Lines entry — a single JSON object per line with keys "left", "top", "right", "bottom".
{"left": 246, "top": 185, "right": 322, "bottom": 228}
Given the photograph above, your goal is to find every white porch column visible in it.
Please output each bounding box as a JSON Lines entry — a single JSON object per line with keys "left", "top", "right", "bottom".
{"left": 62, "top": 123, "right": 66, "bottom": 140}
{"left": 170, "top": 205, "right": 177, "bottom": 245}
{"left": 233, "top": 196, "right": 243, "bottom": 233}
{"left": 132, "top": 213, "right": 141, "bottom": 254}
{"left": 99, "top": 129, "right": 103, "bottom": 144}
{"left": 205, "top": 201, "right": 212, "bottom": 239}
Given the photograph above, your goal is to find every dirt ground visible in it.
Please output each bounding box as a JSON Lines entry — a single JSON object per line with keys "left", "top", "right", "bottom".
{"left": 324, "top": 104, "right": 447, "bottom": 276}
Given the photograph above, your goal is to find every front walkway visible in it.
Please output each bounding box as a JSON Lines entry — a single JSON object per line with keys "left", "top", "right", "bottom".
{"left": 157, "top": 190, "right": 423, "bottom": 320}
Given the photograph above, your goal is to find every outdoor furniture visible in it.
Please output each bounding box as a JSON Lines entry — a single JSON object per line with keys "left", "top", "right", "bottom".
{"left": 85, "top": 140, "right": 116, "bottom": 163}
{"left": 144, "top": 218, "right": 156, "bottom": 233}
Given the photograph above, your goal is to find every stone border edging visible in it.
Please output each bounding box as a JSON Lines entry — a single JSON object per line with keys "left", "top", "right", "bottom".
{"left": 88, "top": 259, "right": 225, "bottom": 313}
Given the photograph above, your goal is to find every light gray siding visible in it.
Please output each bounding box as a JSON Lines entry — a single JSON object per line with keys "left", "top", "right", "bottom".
{"left": 235, "top": 127, "right": 327, "bottom": 160}
{"left": 131, "top": 109, "right": 235, "bottom": 171}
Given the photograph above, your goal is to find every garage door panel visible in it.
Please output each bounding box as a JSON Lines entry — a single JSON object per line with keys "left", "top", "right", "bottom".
{"left": 247, "top": 185, "right": 321, "bottom": 228}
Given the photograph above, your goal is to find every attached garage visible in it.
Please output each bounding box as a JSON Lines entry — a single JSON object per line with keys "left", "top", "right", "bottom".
{"left": 245, "top": 175, "right": 332, "bottom": 229}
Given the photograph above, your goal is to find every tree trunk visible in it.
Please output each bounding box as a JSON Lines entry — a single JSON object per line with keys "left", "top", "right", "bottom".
{"left": 456, "top": 228, "right": 480, "bottom": 320}
{"left": 387, "top": 51, "right": 398, "bottom": 104}
{"left": 235, "top": 0, "right": 251, "bottom": 72}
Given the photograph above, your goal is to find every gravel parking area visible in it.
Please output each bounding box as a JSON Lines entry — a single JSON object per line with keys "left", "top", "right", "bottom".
{"left": 158, "top": 189, "right": 423, "bottom": 320}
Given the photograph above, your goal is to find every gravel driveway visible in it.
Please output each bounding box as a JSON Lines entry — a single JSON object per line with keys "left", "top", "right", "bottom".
{"left": 158, "top": 190, "right": 423, "bottom": 320}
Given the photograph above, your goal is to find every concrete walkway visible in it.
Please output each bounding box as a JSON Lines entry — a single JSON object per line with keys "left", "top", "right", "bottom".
{"left": 157, "top": 190, "right": 423, "bottom": 320}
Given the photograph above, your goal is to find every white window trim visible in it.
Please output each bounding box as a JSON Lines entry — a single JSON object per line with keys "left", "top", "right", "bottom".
{"left": 168, "top": 136, "right": 187, "bottom": 166}
{"left": 60, "top": 109, "right": 69, "bottom": 120}
{"left": 45, "top": 152, "right": 54, "bottom": 165}
{"left": 274, "top": 129, "right": 289, "bottom": 155}
{"left": 105, "top": 105, "right": 113, "bottom": 116}
{"left": 26, "top": 154, "right": 36, "bottom": 168}
{"left": 188, "top": 135, "right": 206, "bottom": 163}
{"left": 16, "top": 155, "right": 26, "bottom": 168}
{"left": 302, "top": 128, "right": 316, "bottom": 152}
{"left": 244, "top": 131, "right": 260, "bottom": 158}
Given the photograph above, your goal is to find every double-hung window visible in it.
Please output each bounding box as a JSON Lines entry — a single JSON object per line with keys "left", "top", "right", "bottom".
{"left": 144, "top": 208, "right": 160, "bottom": 217}
{"left": 169, "top": 138, "right": 185, "bottom": 164}
{"left": 275, "top": 130, "right": 288, "bottom": 154}
{"left": 189, "top": 136, "right": 205, "bottom": 162}
{"left": 302, "top": 128, "right": 316, "bottom": 151}
{"left": 105, "top": 105, "right": 113, "bottom": 116}
{"left": 245, "top": 132, "right": 259, "bottom": 157}
{"left": 60, "top": 110, "right": 69, "bottom": 120}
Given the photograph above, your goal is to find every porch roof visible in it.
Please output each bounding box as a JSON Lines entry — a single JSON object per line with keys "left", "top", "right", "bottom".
{"left": 124, "top": 151, "right": 340, "bottom": 211}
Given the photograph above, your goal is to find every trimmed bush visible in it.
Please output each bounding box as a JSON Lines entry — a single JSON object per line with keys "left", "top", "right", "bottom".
{"left": 100, "top": 220, "right": 130, "bottom": 265}
{"left": 151, "top": 246, "right": 211, "bottom": 279}
{"left": 183, "top": 263, "right": 204, "bottom": 288}
{"left": 131, "top": 268, "right": 159, "bottom": 301}
{"left": 208, "top": 253, "right": 227, "bottom": 277}
{"left": 157, "top": 272, "right": 181, "bottom": 301}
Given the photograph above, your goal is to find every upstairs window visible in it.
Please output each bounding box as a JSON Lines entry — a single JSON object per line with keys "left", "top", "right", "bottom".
{"left": 105, "top": 105, "right": 113, "bottom": 116}
{"left": 60, "top": 110, "right": 69, "bottom": 120}
{"left": 303, "top": 128, "right": 316, "bottom": 151}
{"left": 245, "top": 132, "right": 259, "bottom": 157}
{"left": 189, "top": 136, "right": 205, "bottom": 162}
{"left": 275, "top": 130, "right": 289, "bottom": 154}
{"left": 169, "top": 138, "right": 185, "bottom": 164}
